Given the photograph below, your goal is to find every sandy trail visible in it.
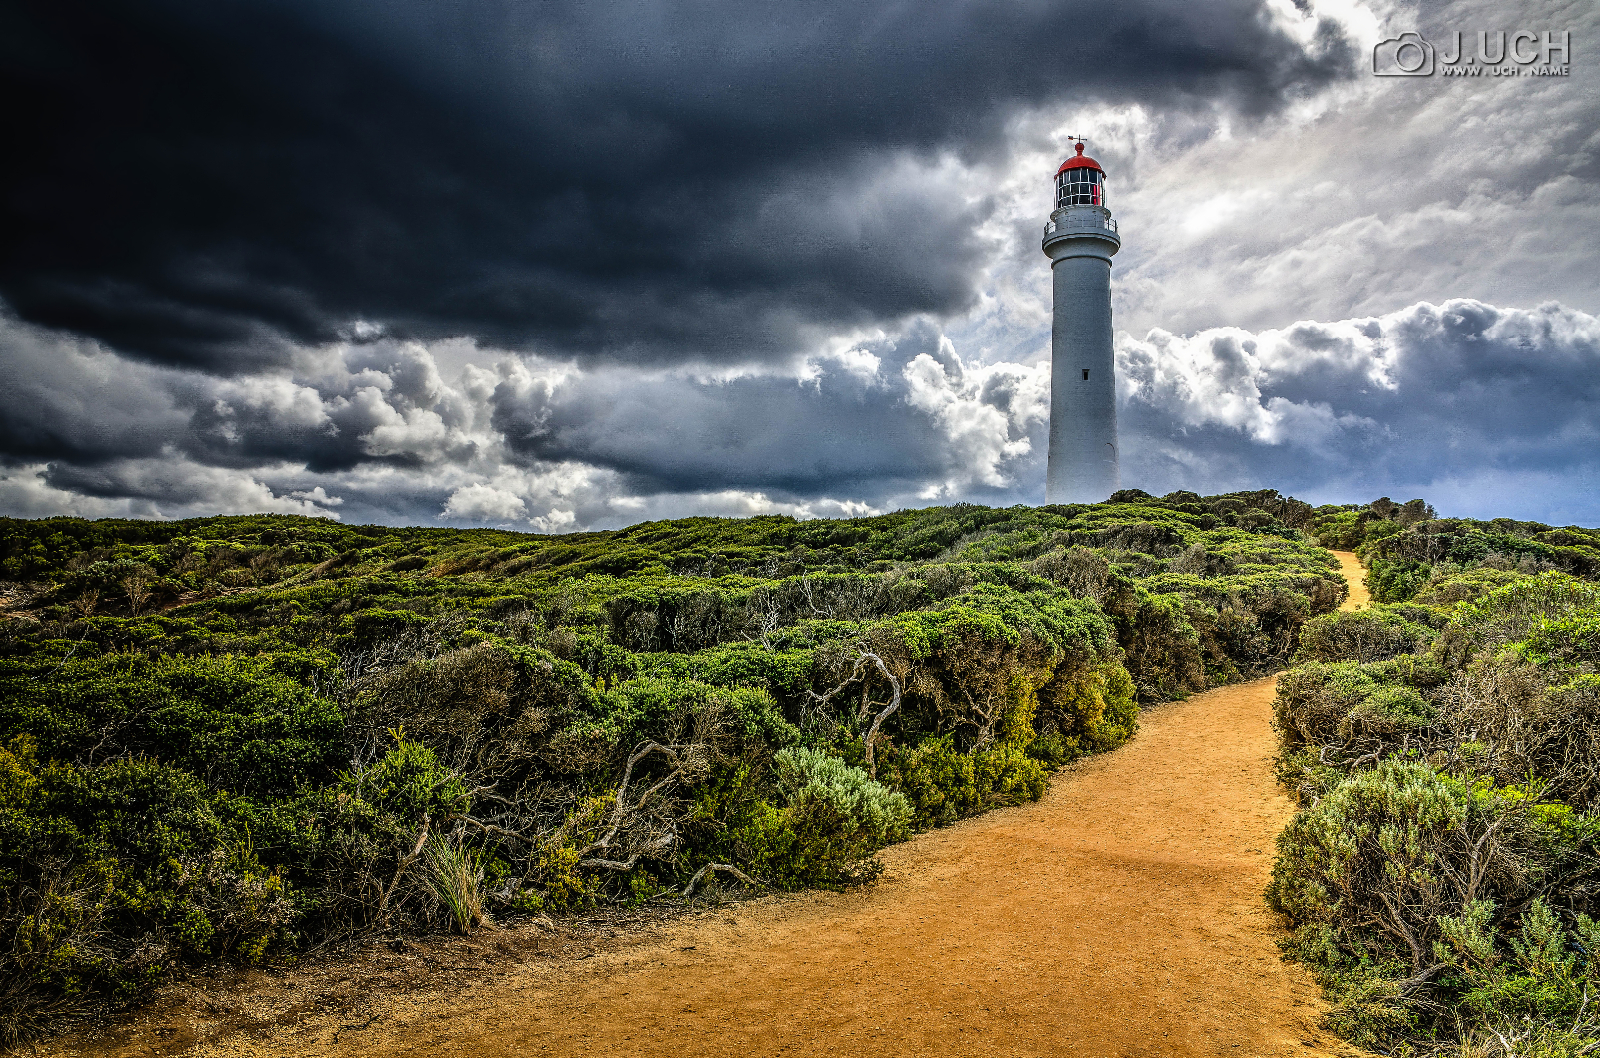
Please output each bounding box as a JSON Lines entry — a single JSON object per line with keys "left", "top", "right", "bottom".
{"left": 45, "top": 553, "right": 1369, "bottom": 1058}
{"left": 1335, "top": 550, "right": 1371, "bottom": 610}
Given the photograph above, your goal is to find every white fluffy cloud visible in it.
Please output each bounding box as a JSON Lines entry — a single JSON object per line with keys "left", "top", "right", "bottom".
{"left": 0, "top": 309, "right": 1048, "bottom": 529}
{"left": 1116, "top": 299, "right": 1600, "bottom": 516}
{"left": 0, "top": 459, "right": 344, "bottom": 521}
{"left": 442, "top": 484, "right": 529, "bottom": 524}
{"left": 6, "top": 296, "right": 1595, "bottom": 529}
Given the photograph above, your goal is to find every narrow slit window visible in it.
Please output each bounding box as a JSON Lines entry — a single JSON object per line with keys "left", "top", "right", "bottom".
{"left": 1082, "top": 369, "right": 1090, "bottom": 380}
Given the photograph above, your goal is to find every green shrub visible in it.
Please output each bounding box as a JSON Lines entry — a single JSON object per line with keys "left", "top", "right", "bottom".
{"left": 0, "top": 496, "right": 1356, "bottom": 1037}
{"left": 1514, "top": 612, "right": 1600, "bottom": 669}
{"left": 878, "top": 736, "right": 1049, "bottom": 829}
{"left": 1295, "top": 607, "right": 1437, "bottom": 665}
{"left": 1036, "top": 660, "right": 1138, "bottom": 758}
{"left": 1435, "top": 899, "right": 1600, "bottom": 1029}
{"left": 726, "top": 797, "right": 880, "bottom": 890}
{"left": 1269, "top": 763, "right": 1572, "bottom": 988}
{"left": 0, "top": 654, "right": 345, "bottom": 797}
{"left": 1412, "top": 567, "right": 1526, "bottom": 608}
{"left": 1273, "top": 662, "right": 1384, "bottom": 752}
{"left": 774, "top": 747, "right": 911, "bottom": 845}
{"left": 683, "top": 752, "right": 910, "bottom": 890}
{"left": 1434, "top": 573, "right": 1600, "bottom": 667}
{"left": 0, "top": 739, "right": 294, "bottom": 1038}
{"left": 1365, "top": 557, "right": 1433, "bottom": 603}
{"left": 1270, "top": 553, "right": 1600, "bottom": 1053}
{"left": 1453, "top": 574, "right": 1600, "bottom": 648}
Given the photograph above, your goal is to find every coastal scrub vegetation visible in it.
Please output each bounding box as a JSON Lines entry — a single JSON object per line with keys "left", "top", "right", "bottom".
{"left": 1274, "top": 507, "right": 1600, "bottom": 1055}
{"left": 0, "top": 489, "right": 1341, "bottom": 1039}
{"left": 1307, "top": 496, "right": 1600, "bottom": 605}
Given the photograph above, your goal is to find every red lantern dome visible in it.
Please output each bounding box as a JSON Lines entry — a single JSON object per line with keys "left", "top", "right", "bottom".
{"left": 1053, "top": 142, "right": 1106, "bottom": 209}
{"left": 1055, "top": 141, "right": 1105, "bottom": 176}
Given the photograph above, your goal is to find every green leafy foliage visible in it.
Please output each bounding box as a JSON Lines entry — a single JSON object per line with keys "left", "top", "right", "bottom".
{"left": 0, "top": 654, "right": 344, "bottom": 796}
{"left": 0, "top": 493, "right": 1344, "bottom": 1037}
{"left": 879, "top": 736, "right": 1050, "bottom": 829}
{"left": 1295, "top": 606, "right": 1440, "bottom": 665}
{"left": 1309, "top": 497, "right": 1435, "bottom": 552}
{"left": 1271, "top": 547, "right": 1600, "bottom": 1053}
{"left": 1358, "top": 517, "right": 1600, "bottom": 605}
{"left": 774, "top": 748, "right": 911, "bottom": 845}
{"left": 0, "top": 738, "right": 295, "bottom": 1038}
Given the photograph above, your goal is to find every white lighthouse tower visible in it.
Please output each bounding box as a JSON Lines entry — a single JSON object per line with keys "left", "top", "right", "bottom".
{"left": 1042, "top": 140, "right": 1120, "bottom": 504}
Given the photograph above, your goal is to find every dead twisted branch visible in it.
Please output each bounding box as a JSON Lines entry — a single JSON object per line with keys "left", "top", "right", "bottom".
{"left": 577, "top": 742, "right": 697, "bottom": 871}
{"left": 807, "top": 650, "right": 903, "bottom": 777}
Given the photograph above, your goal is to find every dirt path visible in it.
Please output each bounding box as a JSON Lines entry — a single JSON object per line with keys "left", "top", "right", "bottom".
{"left": 45, "top": 553, "right": 1370, "bottom": 1058}
{"left": 1333, "top": 550, "right": 1370, "bottom": 610}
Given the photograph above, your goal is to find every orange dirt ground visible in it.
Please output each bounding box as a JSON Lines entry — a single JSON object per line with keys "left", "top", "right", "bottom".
{"left": 1336, "top": 550, "right": 1371, "bottom": 610}
{"left": 39, "top": 553, "right": 1371, "bottom": 1058}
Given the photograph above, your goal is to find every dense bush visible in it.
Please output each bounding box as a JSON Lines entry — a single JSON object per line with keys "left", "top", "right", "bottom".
{"left": 0, "top": 740, "right": 296, "bottom": 1037}
{"left": 1271, "top": 565, "right": 1600, "bottom": 1054}
{"left": 774, "top": 747, "right": 912, "bottom": 844}
{"left": 0, "top": 494, "right": 1344, "bottom": 1038}
{"left": 1357, "top": 518, "right": 1600, "bottom": 605}
{"left": 1294, "top": 606, "right": 1441, "bottom": 665}
{"left": 1309, "top": 497, "right": 1435, "bottom": 552}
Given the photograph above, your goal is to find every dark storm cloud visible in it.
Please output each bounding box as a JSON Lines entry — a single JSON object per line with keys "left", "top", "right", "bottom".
{"left": 0, "top": 316, "right": 187, "bottom": 462}
{"left": 488, "top": 323, "right": 967, "bottom": 495}
{"left": 5, "top": 298, "right": 1598, "bottom": 526}
{"left": 1, "top": 0, "right": 1352, "bottom": 372}
{"left": 1116, "top": 300, "right": 1600, "bottom": 521}
{"left": 0, "top": 311, "right": 470, "bottom": 480}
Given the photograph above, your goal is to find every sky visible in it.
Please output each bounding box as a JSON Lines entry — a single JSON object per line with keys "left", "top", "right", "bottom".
{"left": 1, "top": 0, "right": 1596, "bottom": 530}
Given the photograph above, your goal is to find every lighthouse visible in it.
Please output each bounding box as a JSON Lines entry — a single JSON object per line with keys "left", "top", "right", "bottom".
{"left": 1042, "top": 141, "right": 1120, "bottom": 504}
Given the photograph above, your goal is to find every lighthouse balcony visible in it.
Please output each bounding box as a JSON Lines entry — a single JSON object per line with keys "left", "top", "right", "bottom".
{"left": 1044, "top": 213, "right": 1117, "bottom": 237}
{"left": 1042, "top": 205, "right": 1121, "bottom": 262}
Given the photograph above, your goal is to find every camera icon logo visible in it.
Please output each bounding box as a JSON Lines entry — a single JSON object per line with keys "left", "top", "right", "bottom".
{"left": 1373, "top": 32, "right": 1436, "bottom": 76}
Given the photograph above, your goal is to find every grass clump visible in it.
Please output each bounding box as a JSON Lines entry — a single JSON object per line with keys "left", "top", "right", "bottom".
{"left": 422, "top": 837, "right": 491, "bottom": 934}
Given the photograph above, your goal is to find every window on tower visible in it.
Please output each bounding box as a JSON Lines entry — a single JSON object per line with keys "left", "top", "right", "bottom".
{"left": 1082, "top": 369, "right": 1090, "bottom": 380}
{"left": 1055, "top": 168, "right": 1105, "bottom": 209}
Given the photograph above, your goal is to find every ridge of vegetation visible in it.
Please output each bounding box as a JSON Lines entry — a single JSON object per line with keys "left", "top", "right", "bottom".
{"left": 1273, "top": 502, "right": 1600, "bottom": 1055}
{"left": 0, "top": 489, "right": 1343, "bottom": 1042}
{"left": 1309, "top": 497, "right": 1600, "bottom": 605}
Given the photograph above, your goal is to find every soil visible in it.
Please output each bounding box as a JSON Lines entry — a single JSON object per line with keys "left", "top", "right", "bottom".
{"left": 35, "top": 553, "right": 1371, "bottom": 1058}
{"left": 1336, "top": 550, "right": 1372, "bottom": 610}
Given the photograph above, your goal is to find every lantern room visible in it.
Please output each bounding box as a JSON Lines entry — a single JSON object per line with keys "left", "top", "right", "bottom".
{"left": 1054, "top": 142, "right": 1105, "bottom": 209}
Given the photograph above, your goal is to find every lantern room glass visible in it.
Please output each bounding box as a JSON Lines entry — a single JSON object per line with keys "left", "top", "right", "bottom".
{"left": 1055, "top": 168, "right": 1104, "bottom": 209}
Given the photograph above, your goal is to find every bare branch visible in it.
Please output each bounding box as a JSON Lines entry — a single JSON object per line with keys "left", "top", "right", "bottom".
{"left": 806, "top": 649, "right": 905, "bottom": 778}
{"left": 581, "top": 742, "right": 683, "bottom": 857}
{"left": 458, "top": 817, "right": 539, "bottom": 845}
{"left": 682, "top": 863, "right": 761, "bottom": 896}
{"left": 857, "top": 652, "right": 903, "bottom": 779}
{"left": 376, "top": 812, "right": 431, "bottom": 927}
